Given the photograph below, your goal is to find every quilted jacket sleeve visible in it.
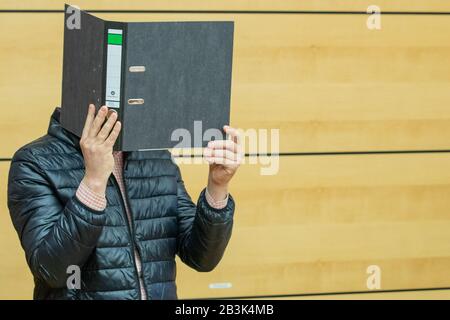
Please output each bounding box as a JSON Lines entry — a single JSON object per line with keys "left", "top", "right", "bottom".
{"left": 175, "top": 166, "right": 235, "bottom": 272}
{"left": 7, "top": 148, "right": 106, "bottom": 288}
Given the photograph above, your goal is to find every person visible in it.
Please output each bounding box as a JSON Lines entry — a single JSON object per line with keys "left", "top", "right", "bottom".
{"left": 7, "top": 104, "right": 242, "bottom": 300}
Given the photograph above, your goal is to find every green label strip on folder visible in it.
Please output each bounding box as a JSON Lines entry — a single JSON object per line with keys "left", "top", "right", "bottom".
{"left": 108, "top": 33, "right": 123, "bottom": 45}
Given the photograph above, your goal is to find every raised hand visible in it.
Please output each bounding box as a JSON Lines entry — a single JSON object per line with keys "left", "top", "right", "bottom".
{"left": 80, "top": 104, "right": 121, "bottom": 195}
{"left": 203, "top": 125, "right": 243, "bottom": 201}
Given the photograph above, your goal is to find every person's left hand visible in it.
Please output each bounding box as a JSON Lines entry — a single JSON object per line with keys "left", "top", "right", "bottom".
{"left": 203, "top": 125, "right": 243, "bottom": 201}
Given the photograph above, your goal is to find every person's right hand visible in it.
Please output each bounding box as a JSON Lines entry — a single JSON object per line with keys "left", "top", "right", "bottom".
{"left": 80, "top": 104, "right": 121, "bottom": 195}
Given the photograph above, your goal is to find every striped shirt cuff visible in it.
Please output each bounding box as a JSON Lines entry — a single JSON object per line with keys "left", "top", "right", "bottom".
{"left": 76, "top": 180, "right": 107, "bottom": 211}
{"left": 205, "top": 187, "right": 229, "bottom": 210}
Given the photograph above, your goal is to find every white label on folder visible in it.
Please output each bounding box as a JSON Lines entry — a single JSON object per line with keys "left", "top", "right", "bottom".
{"left": 105, "top": 29, "right": 123, "bottom": 109}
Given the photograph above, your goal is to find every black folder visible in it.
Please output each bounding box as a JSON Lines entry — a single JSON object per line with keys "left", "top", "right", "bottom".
{"left": 61, "top": 5, "right": 234, "bottom": 151}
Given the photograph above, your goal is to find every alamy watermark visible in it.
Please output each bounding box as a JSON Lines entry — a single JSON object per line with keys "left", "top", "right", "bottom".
{"left": 366, "top": 265, "right": 382, "bottom": 290}
{"left": 367, "top": 5, "right": 381, "bottom": 30}
{"left": 66, "top": 265, "right": 81, "bottom": 290}
{"left": 170, "top": 121, "right": 280, "bottom": 176}
{"left": 66, "top": 5, "right": 81, "bottom": 30}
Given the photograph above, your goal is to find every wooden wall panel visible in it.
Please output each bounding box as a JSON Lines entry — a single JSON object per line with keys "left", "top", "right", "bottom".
{"left": 1, "top": 1, "right": 450, "bottom": 301}
{"left": 2, "top": 154, "right": 450, "bottom": 299}
{"left": 253, "top": 289, "right": 450, "bottom": 300}
{"left": 174, "top": 154, "right": 450, "bottom": 298}
{"left": 2, "top": 13, "right": 450, "bottom": 157}
{"left": 2, "top": 1, "right": 450, "bottom": 12}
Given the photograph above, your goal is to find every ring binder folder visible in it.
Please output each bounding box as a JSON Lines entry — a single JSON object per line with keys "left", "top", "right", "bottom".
{"left": 61, "top": 5, "right": 234, "bottom": 151}
{"left": 129, "top": 66, "right": 146, "bottom": 73}
{"left": 128, "top": 99, "right": 145, "bottom": 105}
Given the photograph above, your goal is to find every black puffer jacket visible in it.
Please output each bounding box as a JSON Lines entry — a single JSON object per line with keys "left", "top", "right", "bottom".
{"left": 7, "top": 107, "right": 235, "bottom": 300}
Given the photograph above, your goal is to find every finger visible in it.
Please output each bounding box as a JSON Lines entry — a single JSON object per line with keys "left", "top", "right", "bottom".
{"left": 223, "top": 126, "right": 245, "bottom": 157}
{"left": 97, "top": 110, "right": 118, "bottom": 141}
{"left": 224, "top": 125, "right": 241, "bottom": 145}
{"left": 106, "top": 109, "right": 117, "bottom": 119}
{"left": 207, "top": 139, "right": 237, "bottom": 153}
{"left": 81, "top": 104, "right": 95, "bottom": 138}
{"left": 204, "top": 148, "right": 237, "bottom": 161}
{"left": 104, "top": 121, "right": 122, "bottom": 147}
{"left": 89, "top": 105, "right": 108, "bottom": 138}
{"left": 204, "top": 156, "right": 240, "bottom": 166}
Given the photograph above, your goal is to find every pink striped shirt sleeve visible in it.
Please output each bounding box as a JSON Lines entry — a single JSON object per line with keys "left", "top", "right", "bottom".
{"left": 76, "top": 156, "right": 228, "bottom": 211}
{"left": 76, "top": 179, "right": 107, "bottom": 211}
{"left": 205, "top": 187, "right": 229, "bottom": 210}
{"left": 77, "top": 180, "right": 229, "bottom": 211}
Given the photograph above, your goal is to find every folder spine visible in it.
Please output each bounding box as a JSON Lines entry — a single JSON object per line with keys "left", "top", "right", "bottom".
{"left": 102, "top": 21, "right": 127, "bottom": 150}
{"left": 61, "top": 5, "right": 106, "bottom": 140}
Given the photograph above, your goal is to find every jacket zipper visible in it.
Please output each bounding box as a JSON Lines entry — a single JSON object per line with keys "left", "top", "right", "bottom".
{"left": 122, "top": 175, "right": 149, "bottom": 299}
{"left": 110, "top": 174, "right": 147, "bottom": 300}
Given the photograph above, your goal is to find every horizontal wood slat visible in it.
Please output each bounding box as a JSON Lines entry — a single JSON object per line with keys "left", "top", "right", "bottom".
{"left": 2, "top": 153, "right": 450, "bottom": 298}
{"left": 251, "top": 289, "right": 450, "bottom": 300}
{"left": 1, "top": 1, "right": 450, "bottom": 12}
{"left": 1, "top": 13, "right": 450, "bottom": 157}
{"left": 174, "top": 153, "right": 450, "bottom": 297}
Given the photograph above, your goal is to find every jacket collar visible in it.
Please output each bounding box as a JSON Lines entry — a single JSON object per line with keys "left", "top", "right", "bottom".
{"left": 47, "top": 107, "right": 82, "bottom": 151}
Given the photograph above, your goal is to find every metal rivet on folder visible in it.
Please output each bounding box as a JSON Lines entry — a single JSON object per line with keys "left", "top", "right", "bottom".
{"left": 128, "top": 98, "right": 144, "bottom": 105}
{"left": 129, "top": 66, "right": 146, "bottom": 73}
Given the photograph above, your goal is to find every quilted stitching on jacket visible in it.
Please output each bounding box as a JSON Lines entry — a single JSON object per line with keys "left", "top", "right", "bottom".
{"left": 7, "top": 107, "right": 235, "bottom": 300}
